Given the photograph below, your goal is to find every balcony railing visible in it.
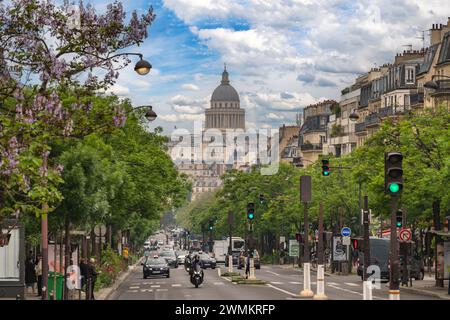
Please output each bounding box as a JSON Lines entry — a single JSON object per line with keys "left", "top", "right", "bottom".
{"left": 300, "top": 143, "right": 323, "bottom": 151}
{"left": 410, "top": 92, "right": 424, "bottom": 106}
{"left": 355, "top": 122, "right": 366, "bottom": 133}
{"left": 365, "top": 113, "right": 380, "bottom": 126}
{"left": 432, "top": 79, "right": 450, "bottom": 96}
{"left": 379, "top": 106, "right": 393, "bottom": 117}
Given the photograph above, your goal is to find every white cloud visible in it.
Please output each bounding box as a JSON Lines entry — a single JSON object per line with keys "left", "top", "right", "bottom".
{"left": 267, "top": 113, "right": 284, "bottom": 120}
{"left": 105, "top": 84, "right": 130, "bottom": 96}
{"left": 182, "top": 83, "right": 200, "bottom": 91}
{"left": 159, "top": 114, "right": 179, "bottom": 122}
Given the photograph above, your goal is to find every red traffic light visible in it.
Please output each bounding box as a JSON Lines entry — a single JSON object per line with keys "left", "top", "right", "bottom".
{"left": 352, "top": 239, "right": 359, "bottom": 250}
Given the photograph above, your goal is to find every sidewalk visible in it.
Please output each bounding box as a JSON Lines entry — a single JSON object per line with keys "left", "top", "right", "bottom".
{"left": 23, "top": 262, "right": 138, "bottom": 300}
{"left": 397, "top": 275, "right": 450, "bottom": 300}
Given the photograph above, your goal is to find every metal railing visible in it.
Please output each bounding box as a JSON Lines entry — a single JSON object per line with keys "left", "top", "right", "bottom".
{"left": 300, "top": 143, "right": 323, "bottom": 151}
{"left": 355, "top": 122, "right": 366, "bottom": 133}
{"left": 365, "top": 113, "right": 380, "bottom": 126}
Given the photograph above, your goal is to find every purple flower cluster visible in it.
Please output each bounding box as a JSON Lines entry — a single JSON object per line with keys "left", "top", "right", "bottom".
{"left": 0, "top": 137, "right": 20, "bottom": 175}
{"left": 113, "top": 107, "right": 127, "bottom": 128}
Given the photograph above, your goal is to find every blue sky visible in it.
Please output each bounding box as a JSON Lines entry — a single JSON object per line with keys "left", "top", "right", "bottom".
{"left": 82, "top": 0, "right": 450, "bottom": 135}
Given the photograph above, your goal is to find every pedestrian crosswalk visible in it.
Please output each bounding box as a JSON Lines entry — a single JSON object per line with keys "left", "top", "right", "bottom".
{"left": 267, "top": 281, "right": 361, "bottom": 288}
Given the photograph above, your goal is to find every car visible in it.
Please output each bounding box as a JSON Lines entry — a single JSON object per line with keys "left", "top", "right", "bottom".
{"left": 225, "top": 251, "right": 240, "bottom": 266}
{"left": 159, "top": 250, "right": 179, "bottom": 268}
{"left": 142, "top": 257, "right": 170, "bottom": 278}
{"left": 157, "top": 240, "right": 164, "bottom": 246}
{"left": 177, "top": 251, "right": 189, "bottom": 265}
{"left": 199, "top": 253, "right": 216, "bottom": 269}
{"left": 238, "top": 250, "right": 261, "bottom": 269}
{"left": 356, "top": 238, "right": 390, "bottom": 281}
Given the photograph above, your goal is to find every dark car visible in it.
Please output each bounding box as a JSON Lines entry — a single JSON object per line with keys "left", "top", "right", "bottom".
{"left": 238, "top": 250, "right": 261, "bottom": 269}
{"left": 225, "top": 251, "right": 240, "bottom": 267}
{"left": 159, "top": 250, "right": 179, "bottom": 268}
{"left": 142, "top": 258, "right": 170, "bottom": 278}
{"left": 199, "top": 253, "right": 216, "bottom": 269}
{"left": 357, "top": 238, "right": 390, "bottom": 281}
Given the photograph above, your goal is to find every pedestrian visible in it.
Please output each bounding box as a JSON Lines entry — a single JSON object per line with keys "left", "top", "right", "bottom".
{"left": 86, "top": 258, "right": 98, "bottom": 300}
{"left": 352, "top": 248, "right": 359, "bottom": 267}
{"left": 25, "top": 250, "right": 36, "bottom": 294}
{"left": 79, "top": 258, "right": 88, "bottom": 292}
{"left": 245, "top": 252, "right": 250, "bottom": 279}
{"left": 35, "top": 254, "right": 42, "bottom": 297}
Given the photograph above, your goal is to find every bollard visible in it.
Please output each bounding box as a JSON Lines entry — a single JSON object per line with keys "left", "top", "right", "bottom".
{"left": 313, "top": 264, "right": 328, "bottom": 300}
{"left": 217, "top": 267, "right": 221, "bottom": 277}
{"left": 300, "top": 262, "right": 314, "bottom": 297}
{"left": 389, "top": 289, "right": 400, "bottom": 300}
{"left": 228, "top": 255, "right": 233, "bottom": 273}
{"left": 363, "top": 281, "right": 373, "bottom": 300}
{"left": 248, "top": 257, "right": 256, "bottom": 280}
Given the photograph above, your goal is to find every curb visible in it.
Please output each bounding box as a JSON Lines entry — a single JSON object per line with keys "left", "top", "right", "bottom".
{"left": 399, "top": 286, "right": 450, "bottom": 300}
{"left": 101, "top": 263, "right": 138, "bottom": 300}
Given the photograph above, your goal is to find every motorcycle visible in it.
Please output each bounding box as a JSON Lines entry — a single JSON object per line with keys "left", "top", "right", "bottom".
{"left": 190, "top": 265, "right": 204, "bottom": 288}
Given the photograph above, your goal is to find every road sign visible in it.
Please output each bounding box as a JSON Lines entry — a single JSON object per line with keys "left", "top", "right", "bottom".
{"left": 341, "top": 227, "right": 351, "bottom": 237}
{"left": 399, "top": 229, "right": 412, "bottom": 242}
{"left": 289, "top": 239, "right": 299, "bottom": 257}
{"left": 94, "top": 224, "right": 106, "bottom": 237}
{"left": 342, "top": 236, "right": 351, "bottom": 246}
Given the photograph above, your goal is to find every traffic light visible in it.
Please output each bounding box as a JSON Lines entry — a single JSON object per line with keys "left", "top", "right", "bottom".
{"left": 396, "top": 210, "right": 403, "bottom": 228}
{"left": 247, "top": 202, "right": 255, "bottom": 220}
{"left": 385, "top": 152, "right": 403, "bottom": 195}
{"left": 259, "top": 193, "right": 265, "bottom": 205}
{"left": 208, "top": 219, "right": 214, "bottom": 231}
{"left": 296, "top": 233, "right": 302, "bottom": 242}
{"left": 352, "top": 239, "right": 359, "bottom": 250}
{"left": 321, "top": 159, "right": 330, "bottom": 176}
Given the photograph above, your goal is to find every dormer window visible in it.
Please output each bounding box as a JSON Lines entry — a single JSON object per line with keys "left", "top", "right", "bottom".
{"left": 406, "top": 67, "right": 415, "bottom": 84}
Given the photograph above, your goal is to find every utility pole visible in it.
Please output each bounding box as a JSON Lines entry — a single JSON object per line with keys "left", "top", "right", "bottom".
{"left": 299, "top": 175, "right": 313, "bottom": 297}
{"left": 389, "top": 195, "right": 400, "bottom": 299}
{"left": 228, "top": 212, "right": 233, "bottom": 273}
{"left": 362, "top": 195, "right": 372, "bottom": 300}
{"left": 313, "top": 201, "right": 327, "bottom": 299}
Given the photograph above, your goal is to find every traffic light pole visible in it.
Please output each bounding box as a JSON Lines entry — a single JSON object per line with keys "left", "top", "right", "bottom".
{"left": 313, "top": 201, "right": 327, "bottom": 300}
{"left": 248, "top": 222, "right": 256, "bottom": 280}
{"left": 362, "top": 195, "right": 372, "bottom": 300}
{"left": 300, "top": 201, "right": 314, "bottom": 297}
{"left": 389, "top": 194, "right": 400, "bottom": 300}
{"left": 228, "top": 212, "right": 233, "bottom": 273}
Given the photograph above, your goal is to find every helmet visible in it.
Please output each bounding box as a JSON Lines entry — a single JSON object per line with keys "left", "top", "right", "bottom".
{"left": 153, "top": 254, "right": 159, "bottom": 259}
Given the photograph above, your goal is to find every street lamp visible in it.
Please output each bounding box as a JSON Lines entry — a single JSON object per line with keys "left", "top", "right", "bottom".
{"left": 134, "top": 56, "right": 152, "bottom": 75}
{"left": 131, "top": 105, "right": 157, "bottom": 122}
{"left": 349, "top": 108, "right": 359, "bottom": 122}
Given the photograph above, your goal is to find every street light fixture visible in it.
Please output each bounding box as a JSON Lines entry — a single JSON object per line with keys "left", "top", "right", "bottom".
{"left": 130, "top": 105, "right": 157, "bottom": 122}
{"left": 349, "top": 108, "right": 359, "bottom": 122}
{"left": 134, "top": 56, "right": 152, "bottom": 75}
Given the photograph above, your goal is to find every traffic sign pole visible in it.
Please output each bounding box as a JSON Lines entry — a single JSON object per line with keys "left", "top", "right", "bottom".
{"left": 313, "top": 202, "right": 327, "bottom": 300}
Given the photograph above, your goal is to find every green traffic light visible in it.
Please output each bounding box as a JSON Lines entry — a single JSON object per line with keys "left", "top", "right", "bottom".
{"left": 396, "top": 222, "right": 402, "bottom": 228}
{"left": 323, "top": 171, "right": 329, "bottom": 176}
{"left": 248, "top": 213, "right": 254, "bottom": 219}
{"left": 389, "top": 183, "right": 400, "bottom": 193}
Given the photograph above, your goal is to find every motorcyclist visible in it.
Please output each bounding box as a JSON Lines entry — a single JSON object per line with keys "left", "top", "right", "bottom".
{"left": 190, "top": 253, "right": 204, "bottom": 278}
{"left": 184, "top": 251, "right": 193, "bottom": 272}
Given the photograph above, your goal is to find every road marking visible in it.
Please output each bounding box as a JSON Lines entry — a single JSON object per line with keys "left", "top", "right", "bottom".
{"left": 126, "top": 290, "right": 138, "bottom": 293}
{"left": 156, "top": 281, "right": 165, "bottom": 284}
{"left": 328, "top": 284, "right": 384, "bottom": 300}
{"left": 266, "top": 284, "right": 297, "bottom": 296}
{"left": 129, "top": 286, "right": 140, "bottom": 289}
{"left": 266, "top": 271, "right": 280, "bottom": 276}
{"left": 140, "top": 289, "right": 153, "bottom": 293}
{"left": 344, "top": 282, "right": 359, "bottom": 287}
{"left": 327, "top": 282, "right": 339, "bottom": 286}
{"left": 156, "top": 289, "right": 168, "bottom": 292}
{"left": 289, "top": 281, "right": 301, "bottom": 284}
{"left": 271, "top": 281, "right": 284, "bottom": 284}
{"left": 171, "top": 284, "right": 182, "bottom": 287}
{"left": 151, "top": 285, "right": 160, "bottom": 288}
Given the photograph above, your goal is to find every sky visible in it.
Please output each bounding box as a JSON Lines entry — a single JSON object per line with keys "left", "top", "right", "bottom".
{"left": 85, "top": 0, "right": 450, "bottom": 135}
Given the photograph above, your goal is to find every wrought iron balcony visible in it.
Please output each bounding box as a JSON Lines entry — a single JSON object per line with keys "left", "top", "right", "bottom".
{"left": 365, "top": 113, "right": 380, "bottom": 127}
{"left": 379, "top": 106, "right": 393, "bottom": 118}
{"left": 300, "top": 143, "right": 323, "bottom": 152}
{"left": 355, "top": 122, "right": 366, "bottom": 133}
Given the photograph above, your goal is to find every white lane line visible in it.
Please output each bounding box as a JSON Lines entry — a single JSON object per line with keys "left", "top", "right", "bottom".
{"left": 151, "top": 285, "right": 160, "bottom": 288}
{"left": 271, "top": 281, "right": 284, "bottom": 284}
{"left": 289, "top": 281, "right": 301, "bottom": 284}
{"left": 171, "top": 284, "right": 182, "bottom": 287}
{"left": 327, "top": 282, "right": 339, "bottom": 286}
{"left": 328, "top": 284, "right": 384, "bottom": 300}
{"left": 266, "top": 271, "right": 280, "bottom": 276}
{"left": 266, "top": 284, "right": 297, "bottom": 296}
{"left": 214, "top": 282, "right": 225, "bottom": 285}
{"left": 126, "top": 290, "right": 138, "bottom": 293}
{"left": 140, "top": 289, "right": 153, "bottom": 293}
{"left": 344, "top": 282, "right": 359, "bottom": 287}
{"left": 156, "top": 282, "right": 165, "bottom": 284}
{"left": 129, "top": 286, "right": 139, "bottom": 289}
{"left": 156, "top": 289, "right": 168, "bottom": 292}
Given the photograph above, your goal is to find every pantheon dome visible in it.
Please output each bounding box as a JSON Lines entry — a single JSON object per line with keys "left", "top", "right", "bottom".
{"left": 205, "top": 66, "right": 245, "bottom": 130}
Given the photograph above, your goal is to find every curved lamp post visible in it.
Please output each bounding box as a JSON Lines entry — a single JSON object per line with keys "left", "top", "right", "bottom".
{"left": 110, "top": 52, "right": 152, "bottom": 75}
{"left": 349, "top": 109, "right": 359, "bottom": 121}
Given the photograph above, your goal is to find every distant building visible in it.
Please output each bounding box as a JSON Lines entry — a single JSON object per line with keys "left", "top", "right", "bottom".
{"left": 279, "top": 124, "right": 299, "bottom": 164}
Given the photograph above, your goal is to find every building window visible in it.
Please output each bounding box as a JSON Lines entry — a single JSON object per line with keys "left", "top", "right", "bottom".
{"left": 406, "top": 67, "right": 415, "bottom": 84}
{"left": 219, "top": 103, "right": 222, "bottom": 107}
{"left": 225, "top": 103, "right": 227, "bottom": 107}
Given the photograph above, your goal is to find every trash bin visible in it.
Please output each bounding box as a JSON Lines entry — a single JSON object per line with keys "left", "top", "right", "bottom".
{"left": 47, "top": 272, "right": 64, "bottom": 300}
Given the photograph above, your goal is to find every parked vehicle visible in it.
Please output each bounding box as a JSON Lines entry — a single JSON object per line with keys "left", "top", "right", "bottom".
{"left": 213, "top": 240, "right": 228, "bottom": 263}
{"left": 142, "top": 257, "right": 170, "bottom": 278}
{"left": 224, "top": 237, "right": 245, "bottom": 267}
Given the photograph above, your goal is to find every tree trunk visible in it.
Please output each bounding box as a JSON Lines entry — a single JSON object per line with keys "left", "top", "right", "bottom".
{"left": 432, "top": 200, "right": 443, "bottom": 287}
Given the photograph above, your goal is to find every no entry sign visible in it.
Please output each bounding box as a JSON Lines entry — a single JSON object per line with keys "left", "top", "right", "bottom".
{"left": 399, "top": 229, "right": 412, "bottom": 242}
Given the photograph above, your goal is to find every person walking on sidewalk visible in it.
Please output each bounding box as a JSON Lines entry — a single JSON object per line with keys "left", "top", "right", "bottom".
{"left": 86, "top": 258, "right": 98, "bottom": 300}
{"left": 35, "top": 254, "right": 42, "bottom": 297}
{"left": 25, "top": 251, "right": 36, "bottom": 295}
{"left": 245, "top": 252, "right": 250, "bottom": 279}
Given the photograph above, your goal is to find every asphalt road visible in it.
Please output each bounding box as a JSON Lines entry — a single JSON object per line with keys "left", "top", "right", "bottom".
{"left": 109, "top": 262, "right": 439, "bottom": 300}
